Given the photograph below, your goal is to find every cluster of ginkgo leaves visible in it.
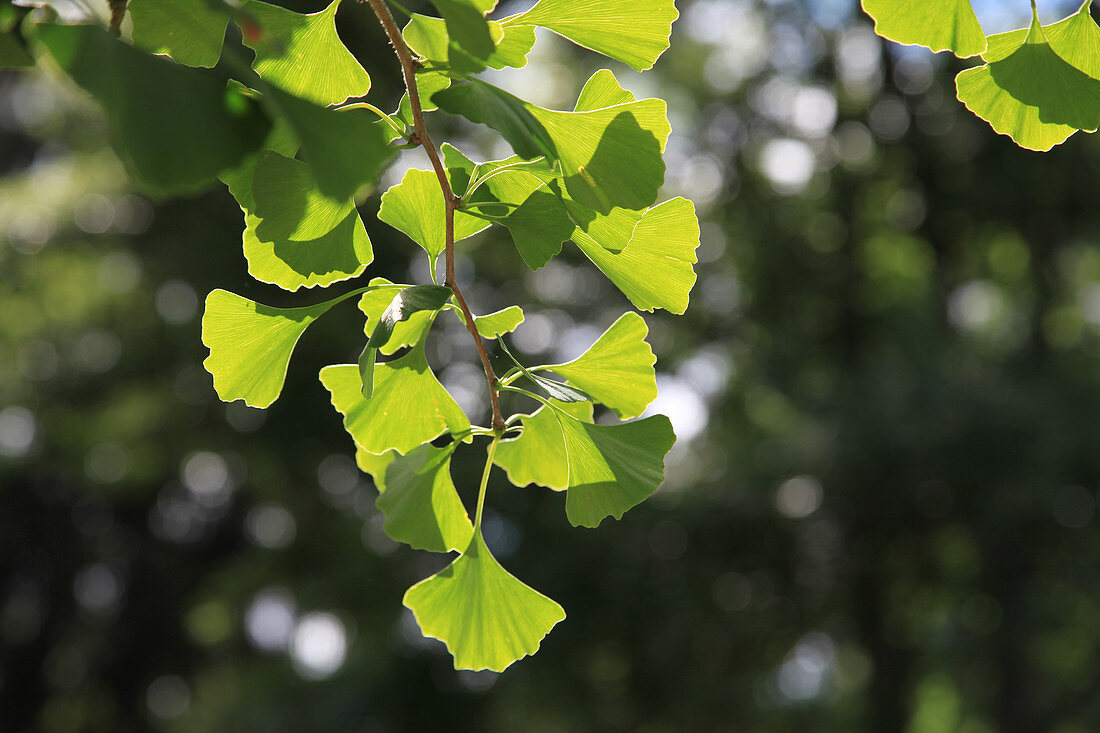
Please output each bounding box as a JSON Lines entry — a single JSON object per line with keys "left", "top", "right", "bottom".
{"left": 3, "top": 0, "right": 700, "bottom": 671}
{"left": 863, "top": 0, "right": 1100, "bottom": 151}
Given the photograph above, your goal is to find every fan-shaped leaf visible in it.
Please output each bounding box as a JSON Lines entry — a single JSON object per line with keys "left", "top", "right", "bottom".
{"left": 505, "top": 0, "right": 678, "bottom": 71}
{"left": 404, "top": 12, "right": 535, "bottom": 74}
{"left": 201, "top": 289, "right": 351, "bottom": 408}
{"left": 496, "top": 400, "right": 592, "bottom": 490}
{"left": 320, "top": 348, "right": 470, "bottom": 455}
{"left": 861, "top": 0, "right": 986, "bottom": 57}
{"left": 377, "top": 444, "right": 473, "bottom": 553}
{"left": 984, "top": 1, "right": 1100, "bottom": 80}
{"left": 404, "top": 530, "right": 565, "bottom": 672}
{"left": 378, "top": 168, "right": 491, "bottom": 259}
{"left": 130, "top": 0, "right": 228, "bottom": 68}
{"left": 244, "top": 0, "right": 371, "bottom": 106}
{"left": 540, "top": 312, "right": 656, "bottom": 419}
{"left": 573, "top": 197, "right": 700, "bottom": 313}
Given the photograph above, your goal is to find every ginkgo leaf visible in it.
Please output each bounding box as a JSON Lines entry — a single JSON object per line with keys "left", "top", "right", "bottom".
{"left": 442, "top": 144, "right": 573, "bottom": 269}
{"left": 261, "top": 85, "right": 392, "bottom": 200}
{"left": 434, "top": 79, "right": 670, "bottom": 213}
{"left": 861, "top": 0, "right": 986, "bottom": 57}
{"left": 505, "top": 0, "right": 678, "bottom": 71}
{"left": 358, "top": 279, "right": 435, "bottom": 356}
{"left": 496, "top": 400, "right": 593, "bottom": 490}
{"left": 220, "top": 119, "right": 299, "bottom": 213}
{"left": 242, "top": 210, "right": 373, "bottom": 291}
{"left": 495, "top": 399, "right": 674, "bottom": 526}
{"left": 430, "top": 0, "right": 495, "bottom": 65}
{"left": 540, "top": 312, "right": 656, "bottom": 419}
{"left": 201, "top": 289, "right": 352, "bottom": 408}
{"left": 403, "top": 529, "right": 565, "bottom": 672}
{"left": 320, "top": 347, "right": 470, "bottom": 455}
{"left": 404, "top": 12, "right": 535, "bottom": 74}
{"left": 356, "top": 447, "right": 396, "bottom": 489}
{"left": 377, "top": 444, "right": 473, "bottom": 553}
{"left": 984, "top": 1, "right": 1100, "bottom": 80}
{"left": 251, "top": 151, "right": 354, "bottom": 242}
{"left": 36, "top": 23, "right": 269, "bottom": 193}
{"left": 574, "top": 68, "right": 636, "bottom": 111}
{"left": 499, "top": 339, "right": 589, "bottom": 403}
{"left": 244, "top": 0, "right": 371, "bottom": 106}
{"left": 378, "top": 168, "right": 491, "bottom": 259}
{"left": 130, "top": 0, "right": 228, "bottom": 68}
{"left": 396, "top": 72, "right": 452, "bottom": 128}
{"left": 956, "top": 9, "right": 1100, "bottom": 151}
{"left": 572, "top": 197, "right": 700, "bottom": 313}
{"left": 359, "top": 285, "right": 452, "bottom": 398}
{"left": 471, "top": 306, "right": 525, "bottom": 338}
{"left": 559, "top": 412, "right": 675, "bottom": 528}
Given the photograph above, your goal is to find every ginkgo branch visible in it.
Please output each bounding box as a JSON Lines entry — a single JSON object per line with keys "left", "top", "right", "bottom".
{"left": 364, "top": 0, "right": 506, "bottom": 432}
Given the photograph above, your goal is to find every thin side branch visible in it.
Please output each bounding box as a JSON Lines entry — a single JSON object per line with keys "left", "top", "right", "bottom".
{"left": 364, "top": 0, "right": 505, "bottom": 431}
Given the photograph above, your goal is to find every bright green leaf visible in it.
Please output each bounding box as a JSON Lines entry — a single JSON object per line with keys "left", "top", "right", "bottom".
{"left": 358, "top": 279, "right": 434, "bottom": 356}
{"left": 404, "top": 529, "right": 565, "bottom": 671}
{"left": 242, "top": 210, "right": 372, "bottom": 291}
{"left": 397, "top": 72, "right": 452, "bottom": 128}
{"left": 559, "top": 412, "right": 675, "bottom": 528}
{"left": 505, "top": 0, "right": 679, "bottom": 71}
{"left": 220, "top": 118, "right": 299, "bottom": 213}
{"left": 320, "top": 347, "right": 471, "bottom": 455}
{"left": 496, "top": 400, "right": 593, "bottom": 490}
{"left": 472, "top": 306, "right": 525, "bottom": 338}
{"left": 861, "top": 0, "right": 986, "bottom": 57}
{"left": 378, "top": 168, "right": 491, "bottom": 259}
{"left": 956, "top": 10, "right": 1100, "bottom": 151}
{"left": 251, "top": 151, "right": 354, "bottom": 241}
{"left": 201, "top": 289, "right": 350, "bottom": 408}
{"left": 499, "top": 339, "right": 589, "bottom": 403}
{"left": 356, "top": 447, "right": 396, "bottom": 489}
{"left": 434, "top": 79, "right": 670, "bottom": 213}
{"left": 404, "top": 13, "right": 535, "bottom": 74}
{"left": 541, "top": 312, "right": 656, "bottom": 419}
{"left": 377, "top": 444, "right": 473, "bottom": 553}
{"left": 430, "top": 0, "right": 495, "bottom": 64}
{"left": 244, "top": 0, "right": 371, "bottom": 106}
{"left": 359, "top": 285, "right": 452, "bottom": 397}
{"left": 36, "top": 23, "right": 269, "bottom": 193}
{"left": 984, "top": 1, "right": 1100, "bottom": 80}
{"left": 572, "top": 197, "right": 700, "bottom": 313}
{"left": 443, "top": 144, "right": 573, "bottom": 270}
{"left": 574, "top": 68, "right": 636, "bottom": 111}
{"left": 130, "top": 0, "right": 228, "bottom": 68}
{"left": 261, "top": 85, "right": 392, "bottom": 200}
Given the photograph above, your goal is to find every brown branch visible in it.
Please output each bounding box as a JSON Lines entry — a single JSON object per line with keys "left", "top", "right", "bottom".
{"left": 364, "top": 0, "right": 505, "bottom": 432}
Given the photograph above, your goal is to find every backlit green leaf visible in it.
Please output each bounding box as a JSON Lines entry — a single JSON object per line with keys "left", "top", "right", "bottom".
{"left": 430, "top": 0, "right": 494, "bottom": 65}
{"left": 359, "top": 285, "right": 452, "bottom": 397}
{"left": 559, "top": 412, "right": 675, "bottom": 528}
{"left": 861, "top": 0, "right": 986, "bottom": 57}
{"left": 496, "top": 400, "right": 593, "bottom": 490}
{"left": 443, "top": 144, "right": 573, "bottom": 270}
{"left": 251, "top": 151, "right": 354, "bottom": 241}
{"left": 574, "top": 68, "right": 636, "bottom": 111}
{"left": 261, "top": 86, "right": 392, "bottom": 200}
{"left": 377, "top": 444, "right": 473, "bottom": 553}
{"left": 984, "top": 1, "right": 1100, "bottom": 80}
{"left": 358, "top": 279, "right": 434, "bottom": 357}
{"left": 403, "top": 529, "right": 565, "bottom": 671}
{"left": 404, "top": 13, "right": 535, "bottom": 74}
{"left": 378, "top": 168, "right": 491, "bottom": 259}
{"left": 505, "top": 0, "right": 678, "bottom": 71}
{"left": 242, "top": 210, "right": 372, "bottom": 291}
{"left": 36, "top": 23, "right": 269, "bottom": 193}
{"left": 541, "top": 312, "right": 656, "bottom": 419}
{"left": 220, "top": 118, "right": 298, "bottom": 213}
{"left": 572, "top": 197, "right": 700, "bottom": 313}
{"left": 320, "top": 347, "right": 470, "bottom": 455}
{"left": 956, "top": 9, "right": 1100, "bottom": 151}
{"left": 201, "top": 289, "right": 350, "bottom": 408}
{"left": 130, "top": 0, "right": 228, "bottom": 68}
{"left": 434, "top": 79, "right": 670, "bottom": 213}
{"left": 499, "top": 339, "right": 589, "bottom": 403}
{"left": 356, "top": 448, "right": 396, "bottom": 488}
{"left": 472, "top": 306, "right": 525, "bottom": 338}
{"left": 244, "top": 0, "right": 371, "bottom": 106}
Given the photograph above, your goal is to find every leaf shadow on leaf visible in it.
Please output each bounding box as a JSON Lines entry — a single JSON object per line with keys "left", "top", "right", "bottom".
{"left": 561, "top": 111, "right": 664, "bottom": 216}
{"left": 264, "top": 210, "right": 366, "bottom": 279}
{"left": 987, "top": 38, "right": 1100, "bottom": 131}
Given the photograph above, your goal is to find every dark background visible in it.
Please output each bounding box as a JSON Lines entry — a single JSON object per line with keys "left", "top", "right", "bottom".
{"left": 4, "top": 0, "right": 1100, "bottom": 730}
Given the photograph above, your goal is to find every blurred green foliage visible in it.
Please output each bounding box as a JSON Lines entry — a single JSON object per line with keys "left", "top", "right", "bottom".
{"left": 5, "top": 0, "right": 1100, "bottom": 731}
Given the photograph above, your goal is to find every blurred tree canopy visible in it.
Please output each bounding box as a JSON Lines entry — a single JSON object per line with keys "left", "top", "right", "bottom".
{"left": 5, "top": 0, "right": 1100, "bottom": 731}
